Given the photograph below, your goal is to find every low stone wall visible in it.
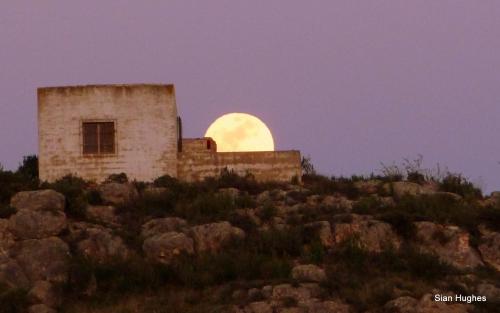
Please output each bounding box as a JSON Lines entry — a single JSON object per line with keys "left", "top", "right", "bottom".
{"left": 177, "top": 150, "right": 301, "bottom": 183}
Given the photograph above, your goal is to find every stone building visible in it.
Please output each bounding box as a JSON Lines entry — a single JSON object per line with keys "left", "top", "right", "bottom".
{"left": 38, "top": 84, "right": 301, "bottom": 183}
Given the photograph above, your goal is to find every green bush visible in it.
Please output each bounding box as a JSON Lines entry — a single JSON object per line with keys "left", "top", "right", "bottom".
{"left": 42, "top": 175, "right": 89, "bottom": 218}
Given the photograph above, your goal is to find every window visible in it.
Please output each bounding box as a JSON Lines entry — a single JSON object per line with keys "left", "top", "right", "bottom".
{"left": 82, "top": 122, "right": 115, "bottom": 155}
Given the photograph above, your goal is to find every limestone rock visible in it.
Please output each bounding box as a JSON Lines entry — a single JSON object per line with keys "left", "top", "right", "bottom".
{"left": 219, "top": 187, "right": 240, "bottom": 200}
{"left": 143, "top": 186, "right": 168, "bottom": 196}
{"left": 28, "top": 304, "right": 57, "bottom": 313}
{"left": 271, "top": 284, "right": 312, "bottom": 303}
{"left": 304, "top": 221, "right": 333, "bottom": 248}
{"left": 322, "top": 196, "right": 353, "bottom": 211}
{"left": 28, "top": 280, "right": 60, "bottom": 307}
{"left": 0, "top": 219, "right": 15, "bottom": 256}
{"left": 354, "top": 180, "right": 381, "bottom": 194}
{"left": 244, "top": 301, "right": 273, "bottom": 313}
{"left": 12, "top": 237, "right": 70, "bottom": 284}
{"left": 414, "top": 221, "right": 483, "bottom": 269}
{"left": 476, "top": 283, "right": 500, "bottom": 301}
{"left": 141, "top": 217, "right": 188, "bottom": 239}
{"left": 0, "top": 256, "right": 30, "bottom": 289}
{"left": 10, "top": 190, "right": 65, "bottom": 212}
{"left": 85, "top": 205, "right": 120, "bottom": 227}
{"left": 477, "top": 227, "right": 500, "bottom": 271}
{"left": 143, "top": 231, "right": 194, "bottom": 264}
{"left": 98, "top": 182, "right": 138, "bottom": 205}
{"left": 332, "top": 214, "right": 401, "bottom": 252}
{"left": 8, "top": 210, "right": 67, "bottom": 240}
{"left": 69, "top": 222, "right": 129, "bottom": 263}
{"left": 384, "top": 296, "right": 418, "bottom": 313}
{"left": 292, "top": 264, "right": 327, "bottom": 282}
{"left": 386, "top": 182, "right": 430, "bottom": 198}
{"left": 306, "top": 300, "right": 351, "bottom": 313}
{"left": 385, "top": 294, "right": 470, "bottom": 313}
{"left": 189, "top": 222, "right": 245, "bottom": 253}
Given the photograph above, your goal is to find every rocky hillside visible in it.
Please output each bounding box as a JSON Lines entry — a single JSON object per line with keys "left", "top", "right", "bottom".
{"left": 0, "top": 171, "right": 499, "bottom": 313}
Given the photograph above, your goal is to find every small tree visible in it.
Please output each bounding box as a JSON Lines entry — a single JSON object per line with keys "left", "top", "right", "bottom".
{"left": 17, "top": 155, "right": 38, "bottom": 181}
{"left": 301, "top": 156, "right": 316, "bottom": 175}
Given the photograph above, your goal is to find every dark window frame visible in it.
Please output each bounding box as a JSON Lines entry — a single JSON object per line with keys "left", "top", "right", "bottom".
{"left": 81, "top": 120, "right": 117, "bottom": 156}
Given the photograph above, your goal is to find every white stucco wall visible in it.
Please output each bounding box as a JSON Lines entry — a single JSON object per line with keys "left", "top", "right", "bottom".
{"left": 38, "top": 84, "right": 178, "bottom": 182}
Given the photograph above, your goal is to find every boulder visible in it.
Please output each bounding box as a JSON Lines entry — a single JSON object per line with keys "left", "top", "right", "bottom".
{"left": 28, "top": 280, "right": 60, "bottom": 307}
{"left": 219, "top": 187, "right": 240, "bottom": 199}
{"left": 244, "top": 301, "right": 273, "bottom": 313}
{"left": 143, "top": 231, "right": 194, "bottom": 264}
{"left": 304, "top": 221, "right": 333, "bottom": 248}
{"left": 97, "top": 182, "right": 138, "bottom": 205}
{"left": 271, "top": 284, "right": 312, "bottom": 303}
{"left": 385, "top": 294, "right": 470, "bottom": 313}
{"left": 69, "top": 222, "right": 129, "bottom": 263}
{"left": 141, "top": 217, "right": 188, "bottom": 239}
{"left": 0, "top": 256, "right": 30, "bottom": 289}
{"left": 354, "top": 180, "right": 381, "bottom": 194}
{"left": 414, "top": 221, "right": 483, "bottom": 269}
{"left": 85, "top": 205, "right": 120, "bottom": 227}
{"left": 8, "top": 210, "right": 67, "bottom": 240}
{"left": 306, "top": 300, "right": 351, "bottom": 313}
{"left": 189, "top": 222, "right": 245, "bottom": 253}
{"left": 0, "top": 219, "right": 15, "bottom": 256}
{"left": 385, "top": 182, "right": 431, "bottom": 198}
{"left": 12, "top": 237, "right": 70, "bottom": 284}
{"left": 28, "top": 304, "right": 57, "bottom": 313}
{"left": 143, "top": 186, "right": 169, "bottom": 196}
{"left": 322, "top": 196, "right": 353, "bottom": 211}
{"left": 477, "top": 226, "right": 500, "bottom": 271}
{"left": 292, "top": 264, "right": 327, "bottom": 282}
{"left": 476, "top": 283, "right": 500, "bottom": 301}
{"left": 10, "top": 190, "right": 65, "bottom": 212}
{"left": 332, "top": 214, "right": 401, "bottom": 252}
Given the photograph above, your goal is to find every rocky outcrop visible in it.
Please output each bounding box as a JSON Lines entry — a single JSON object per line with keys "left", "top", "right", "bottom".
{"left": 143, "top": 231, "right": 194, "bottom": 264}
{"left": 332, "top": 214, "right": 401, "bottom": 252}
{"left": 10, "top": 190, "right": 65, "bottom": 212}
{"left": 291, "top": 264, "right": 327, "bottom": 282}
{"left": 386, "top": 182, "right": 431, "bottom": 198}
{"left": 98, "top": 182, "right": 138, "bottom": 205}
{"left": 69, "top": 222, "right": 129, "bottom": 263}
{"left": 477, "top": 226, "right": 500, "bottom": 271}
{"left": 8, "top": 210, "right": 67, "bottom": 240}
{"left": 189, "top": 222, "right": 245, "bottom": 253}
{"left": 11, "top": 237, "right": 70, "bottom": 284}
{"left": 141, "top": 217, "right": 188, "bottom": 239}
{"left": 414, "top": 221, "right": 483, "bottom": 269}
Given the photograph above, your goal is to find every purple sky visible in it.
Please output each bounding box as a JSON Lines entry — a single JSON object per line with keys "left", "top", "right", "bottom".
{"left": 1, "top": 1, "right": 500, "bottom": 192}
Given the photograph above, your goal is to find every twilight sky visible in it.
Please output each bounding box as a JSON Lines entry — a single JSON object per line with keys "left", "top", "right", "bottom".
{"left": 1, "top": 1, "right": 500, "bottom": 192}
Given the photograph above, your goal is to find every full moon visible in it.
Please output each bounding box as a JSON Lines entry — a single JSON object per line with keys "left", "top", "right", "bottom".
{"left": 205, "top": 113, "right": 275, "bottom": 152}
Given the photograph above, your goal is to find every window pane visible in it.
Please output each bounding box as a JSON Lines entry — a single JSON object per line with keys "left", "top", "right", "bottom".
{"left": 82, "top": 123, "right": 98, "bottom": 154}
{"left": 99, "top": 122, "right": 115, "bottom": 153}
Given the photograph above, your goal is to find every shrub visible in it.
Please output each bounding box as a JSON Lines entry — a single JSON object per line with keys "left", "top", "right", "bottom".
{"left": 439, "top": 174, "right": 481, "bottom": 199}
{"left": 380, "top": 212, "right": 417, "bottom": 240}
{"left": 258, "top": 202, "right": 277, "bottom": 222}
{"left": 0, "top": 205, "right": 16, "bottom": 219}
{"left": 175, "top": 193, "right": 236, "bottom": 224}
{"left": 42, "top": 175, "right": 89, "bottom": 218}
{"left": 106, "top": 173, "right": 128, "bottom": 183}
{"left": 0, "top": 285, "right": 29, "bottom": 313}
{"left": 352, "top": 196, "right": 384, "bottom": 215}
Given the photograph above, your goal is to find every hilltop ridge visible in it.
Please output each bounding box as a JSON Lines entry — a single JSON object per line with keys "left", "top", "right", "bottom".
{"left": 0, "top": 163, "right": 499, "bottom": 313}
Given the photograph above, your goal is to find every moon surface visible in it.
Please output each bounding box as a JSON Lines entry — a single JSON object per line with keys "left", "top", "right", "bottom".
{"left": 204, "top": 113, "right": 275, "bottom": 152}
